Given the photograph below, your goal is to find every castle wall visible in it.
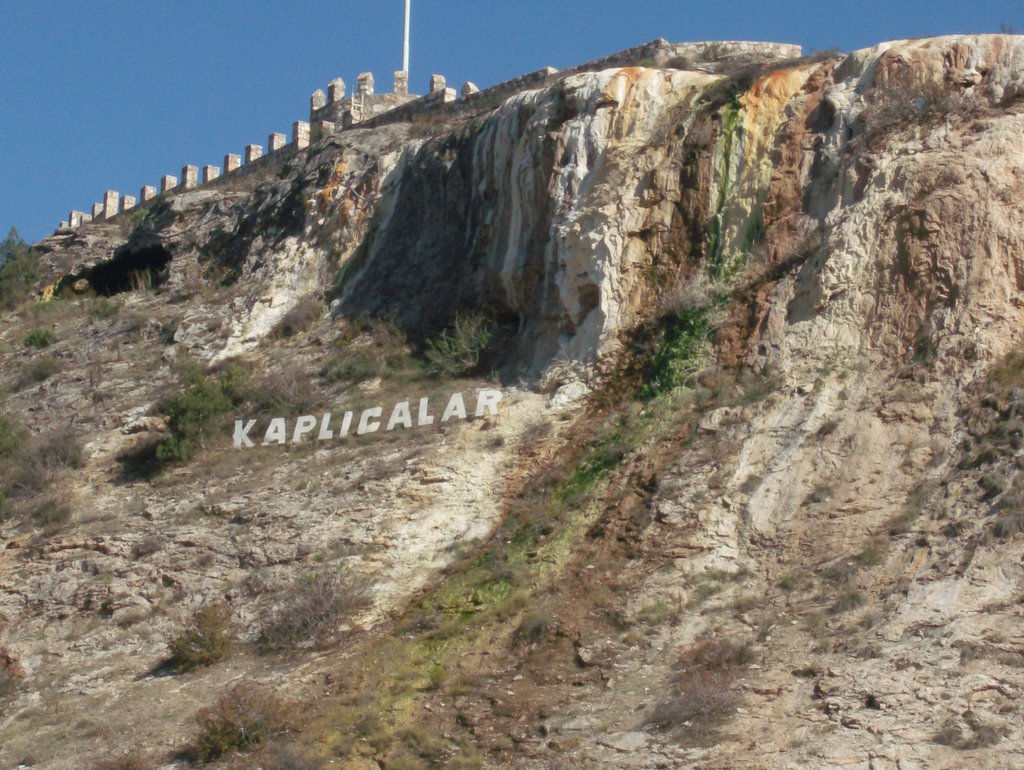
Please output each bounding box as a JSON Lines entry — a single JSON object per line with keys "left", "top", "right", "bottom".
{"left": 58, "top": 39, "right": 802, "bottom": 233}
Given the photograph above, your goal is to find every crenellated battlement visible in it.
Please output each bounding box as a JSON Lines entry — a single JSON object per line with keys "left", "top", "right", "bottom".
{"left": 55, "top": 39, "right": 801, "bottom": 234}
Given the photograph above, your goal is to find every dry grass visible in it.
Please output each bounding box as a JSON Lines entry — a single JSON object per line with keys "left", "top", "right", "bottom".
{"left": 0, "top": 424, "right": 84, "bottom": 529}
{"left": 860, "top": 77, "right": 990, "bottom": 148}
{"left": 830, "top": 586, "right": 868, "bottom": 615}
{"left": 193, "top": 684, "right": 295, "bottom": 762}
{"left": 271, "top": 297, "right": 324, "bottom": 339}
{"left": 992, "top": 511, "right": 1024, "bottom": 539}
{"left": 14, "top": 355, "right": 63, "bottom": 391}
{"left": 91, "top": 753, "right": 151, "bottom": 770}
{"left": 650, "top": 635, "right": 753, "bottom": 744}
{"left": 257, "top": 567, "right": 369, "bottom": 652}
{"left": 221, "top": 740, "right": 326, "bottom": 769}
{"left": 320, "top": 315, "right": 421, "bottom": 386}
{"left": 91, "top": 753, "right": 149, "bottom": 765}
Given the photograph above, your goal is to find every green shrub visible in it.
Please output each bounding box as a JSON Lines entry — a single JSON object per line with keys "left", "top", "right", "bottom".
{"left": 0, "top": 415, "right": 26, "bottom": 458}
{"left": 639, "top": 308, "right": 712, "bottom": 398}
{"left": 552, "top": 436, "right": 628, "bottom": 506}
{"left": 23, "top": 329, "right": 56, "bottom": 349}
{"left": 425, "top": 663, "right": 447, "bottom": 691}
{"left": 194, "top": 684, "right": 294, "bottom": 761}
{"left": 321, "top": 347, "right": 385, "bottom": 385}
{"left": 320, "top": 317, "right": 417, "bottom": 385}
{"left": 88, "top": 298, "right": 121, "bottom": 320}
{"left": 424, "top": 313, "right": 493, "bottom": 378}
{"left": 168, "top": 604, "right": 235, "bottom": 672}
{"left": 156, "top": 365, "right": 247, "bottom": 463}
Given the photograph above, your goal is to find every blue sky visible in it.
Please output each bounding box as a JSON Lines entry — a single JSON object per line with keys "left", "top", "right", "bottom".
{"left": 1, "top": 0, "right": 1021, "bottom": 243}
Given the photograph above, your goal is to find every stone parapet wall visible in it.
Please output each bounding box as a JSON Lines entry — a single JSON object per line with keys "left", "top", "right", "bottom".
{"left": 350, "top": 39, "right": 803, "bottom": 132}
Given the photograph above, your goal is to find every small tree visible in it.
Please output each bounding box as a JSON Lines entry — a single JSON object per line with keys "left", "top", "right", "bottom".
{"left": 0, "top": 227, "right": 26, "bottom": 269}
{"left": 0, "top": 228, "right": 39, "bottom": 310}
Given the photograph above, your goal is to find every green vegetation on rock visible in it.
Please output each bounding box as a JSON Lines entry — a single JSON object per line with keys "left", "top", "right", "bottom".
{"left": 168, "top": 604, "right": 235, "bottom": 672}
{"left": 424, "top": 313, "right": 494, "bottom": 378}
{"left": 707, "top": 98, "right": 742, "bottom": 279}
{"left": 639, "top": 307, "right": 713, "bottom": 399}
{"left": 0, "top": 228, "right": 38, "bottom": 310}
{"left": 23, "top": 328, "right": 56, "bottom": 349}
{"left": 156, "top": 364, "right": 248, "bottom": 463}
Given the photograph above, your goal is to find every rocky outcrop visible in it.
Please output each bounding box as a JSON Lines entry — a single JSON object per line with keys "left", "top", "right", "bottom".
{"left": 3, "top": 33, "right": 1024, "bottom": 770}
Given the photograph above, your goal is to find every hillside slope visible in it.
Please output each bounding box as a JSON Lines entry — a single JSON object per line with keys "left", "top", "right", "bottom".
{"left": 1, "top": 34, "right": 1024, "bottom": 770}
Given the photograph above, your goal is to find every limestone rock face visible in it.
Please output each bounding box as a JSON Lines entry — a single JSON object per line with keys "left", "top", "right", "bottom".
{"left": 3, "top": 34, "right": 1024, "bottom": 770}
{"left": 337, "top": 68, "right": 718, "bottom": 376}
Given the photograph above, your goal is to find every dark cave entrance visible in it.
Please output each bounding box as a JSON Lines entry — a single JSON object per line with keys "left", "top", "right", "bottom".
{"left": 68, "top": 244, "right": 173, "bottom": 296}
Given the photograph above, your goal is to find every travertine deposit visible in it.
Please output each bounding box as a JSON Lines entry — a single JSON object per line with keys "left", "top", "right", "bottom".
{"left": 2, "top": 34, "right": 1024, "bottom": 770}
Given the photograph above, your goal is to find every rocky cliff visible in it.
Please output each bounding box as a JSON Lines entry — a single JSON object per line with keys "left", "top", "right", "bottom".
{"left": 2, "top": 34, "right": 1024, "bottom": 770}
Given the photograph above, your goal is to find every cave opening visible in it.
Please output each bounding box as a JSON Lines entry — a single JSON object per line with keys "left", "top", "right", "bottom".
{"left": 70, "top": 245, "right": 173, "bottom": 296}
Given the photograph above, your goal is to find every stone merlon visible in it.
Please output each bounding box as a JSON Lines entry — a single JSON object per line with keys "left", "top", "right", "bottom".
{"left": 268, "top": 133, "right": 286, "bottom": 152}
{"left": 181, "top": 165, "right": 198, "bottom": 190}
{"left": 328, "top": 78, "right": 346, "bottom": 103}
{"left": 357, "top": 72, "right": 374, "bottom": 96}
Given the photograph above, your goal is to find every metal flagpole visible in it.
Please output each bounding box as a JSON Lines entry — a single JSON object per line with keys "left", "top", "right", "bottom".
{"left": 403, "top": 0, "right": 411, "bottom": 75}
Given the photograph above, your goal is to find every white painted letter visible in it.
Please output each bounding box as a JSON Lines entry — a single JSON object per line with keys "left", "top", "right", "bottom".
{"left": 234, "top": 419, "right": 257, "bottom": 448}
{"left": 318, "top": 413, "right": 334, "bottom": 441}
{"left": 338, "top": 411, "right": 353, "bottom": 437}
{"left": 387, "top": 400, "right": 413, "bottom": 431}
{"left": 293, "top": 415, "right": 317, "bottom": 443}
{"left": 441, "top": 392, "right": 467, "bottom": 422}
{"left": 475, "top": 389, "right": 502, "bottom": 417}
{"left": 357, "top": 407, "right": 383, "bottom": 435}
{"left": 263, "top": 418, "right": 287, "bottom": 445}
{"left": 418, "top": 397, "right": 435, "bottom": 426}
